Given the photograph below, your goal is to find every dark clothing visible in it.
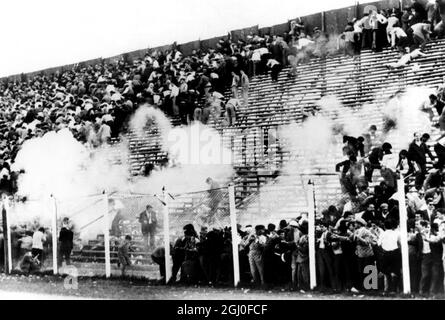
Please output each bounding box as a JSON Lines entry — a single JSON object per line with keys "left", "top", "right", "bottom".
{"left": 366, "top": 147, "right": 383, "bottom": 182}
{"left": 270, "top": 64, "right": 282, "bottom": 82}
{"left": 336, "top": 159, "right": 353, "bottom": 175}
{"left": 152, "top": 247, "right": 166, "bottom": 278}
{"left": 139, "top": 209, "right": 157, "bottom": 249}
{"left": 408, "top": 233, "right": 423, "bottom": 293}
{"left": 31, "top": 248, "right": 43, "bottom": 265}
{"left": 111, "top": 211, "right": 124, "bottom": 237}
{"left": 58, "top": 227, "right": 74, "bottom": 266}
{"left": 408, "top": 141, "right": 433, "bottom": 166}
{"left": 361, "top": 210, "right": 379, "bottom": 223}
{"left": 434, "top": 143, "right": 445, "bottom": 168}
{"left": 408, "top": 140, "right": 433, "bottom": 189}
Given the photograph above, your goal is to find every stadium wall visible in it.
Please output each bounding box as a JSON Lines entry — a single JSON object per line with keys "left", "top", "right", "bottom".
{"left": 1, "top": 0, "right": 407, "bottom": 83}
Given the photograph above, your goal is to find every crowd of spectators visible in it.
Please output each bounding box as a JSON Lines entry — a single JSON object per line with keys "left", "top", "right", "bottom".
{"left": 156, "top": 203, "right": 443, "bottom": 297}
{"left": 2, "top": 1, "right": 445, "bottom": 296}
{"left": 1, "top": 2, "right": 445, "bottom": 199}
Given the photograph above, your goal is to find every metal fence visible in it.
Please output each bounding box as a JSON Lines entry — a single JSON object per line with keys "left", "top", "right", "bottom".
{"left": 1, "top": 177, "right": 413, "bottom": 293}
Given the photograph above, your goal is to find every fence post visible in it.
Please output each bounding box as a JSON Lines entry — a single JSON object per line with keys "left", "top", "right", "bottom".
{"left": 51, "top": 195, "right": 58, "bottom": 275}
{"left": 2, "top": 196, "right": 12, "bottom": 274}
{"left": 307, "top": 181, "right": 317, "bottom": 290}
{"left": 163, "top": 188, "right": 172, "bottom": 284}
{"left": 228, "top": 185, "right": 241, "bottom": 287}
{"left": 397, "top": 178, "right": 411, "bottom": 294}
{"left": 321, "top": 11, "right": 325, "bottom": 32}
{"left": 103, "top": 192, "right": 111, "bottom": 278}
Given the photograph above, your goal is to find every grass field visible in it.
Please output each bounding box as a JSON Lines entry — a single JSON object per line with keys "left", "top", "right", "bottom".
{"left": 0, "top": 273, "right": 443, "bottom": 300}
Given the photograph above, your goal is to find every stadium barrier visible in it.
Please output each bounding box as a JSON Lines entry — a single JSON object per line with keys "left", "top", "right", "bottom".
{"left": 1, "top": 177, "right": 412, "bottom": 292}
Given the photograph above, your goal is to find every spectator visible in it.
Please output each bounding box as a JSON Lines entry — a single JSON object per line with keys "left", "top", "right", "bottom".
{"left": 245, "top": 225, "right": 267, "bottom": 287}
{"left": 225, "top": 98, "right": 240, "bottom": 126}
{"left": 151, "top": 246, "right": 166, "bottom": 282}
{"left": 138, "top": 204, "right": 157, "bottom": 251}
{"left": 58, "top": 217, "right": 74, "bottom": 267}
{"left": 419, "top": 220, "right": 444, "bottom": 295}
{"left": 231, "top": 71, "right": 240, "bottom": 99}
{"left": 386, "top": 48, "right": 427, "bottom": 69}
{"left": 434, "top": 134, "right": 445, "bottom": 167}
{"left": 316, "top": 223, "right": 337, "bottom": 292}
{"left": 409, "top": 21, "right": 432, "bottom": 50}
{"left": 168, "top": 224, "right": 199, "bottom": 284}
{"left": 422, "top": 94, "right": 441, "bottom": 122}
{"left": 338, "top": 23, "right": 356, "bottom": 57}
{"left": 408, "top": 218, "right": 423, "bottom": 293}
{"left": 117, "top": 235, "right": 133, "bottom": 277}
{"left": 354, "top": 217, "right": 377, "bottom": 291}
{"left": 408, "top": 132, "right": 435, "bottom": 190}
{"left": 266, "top": 59, "right": 282, "bottom": 82}
{"left": 389, "top": 25, "right": 410, "bottom": 53}
{"left": 386, "top": 12, "right": 401, "bottom": 43}
{"left": 295, "top": 221, "right": 309, "bottom": 292}
{"left": 31, "top": 227, "right": 47, "bottom": 267}
{"left": 378, "top": 219, "right": 401, "bottom": 293}
{"left": 240, "top": 69, "right": 249, "bottom": 106}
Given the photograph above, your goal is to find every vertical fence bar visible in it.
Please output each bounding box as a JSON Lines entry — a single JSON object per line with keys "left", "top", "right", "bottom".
{"left": 163, "top": 188, "right": 172, "bottom": 284}
{"left": 307, "top": 181, "right": 317, "bottom": 290}
{"left": 2, "top": 196, "right": 12, "bottom": 274}
{"left": 103, "top": 192, "right": 111, "bottom": 278}
{"left": 397, "top": 178, "right": 411, "bottom": 294}
{"left": 228, "top": 185, "right": 241, "bottom": 287}
{"left": 51, "top": 195, "right": 58, "bottom": 275}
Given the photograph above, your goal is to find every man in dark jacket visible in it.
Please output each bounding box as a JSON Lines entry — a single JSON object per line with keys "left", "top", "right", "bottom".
{"left": 138, "top": 204, "right": 158, "bottom": 251}
{"left": 408, "top": 133, "right": 434, "bottom": 190}
{"left": 58, "top": 218, "right": 74, "bottom": 267}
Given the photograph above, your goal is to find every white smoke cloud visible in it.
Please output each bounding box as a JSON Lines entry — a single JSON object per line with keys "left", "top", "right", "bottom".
{"left": 9, "top": 104, "right": 235, "bottom": 240}
{"left": 128, "top": 104, "right": 173, "bottom": 152}
{"left": 382, "top": 86, "right": 433, "bottom": 150}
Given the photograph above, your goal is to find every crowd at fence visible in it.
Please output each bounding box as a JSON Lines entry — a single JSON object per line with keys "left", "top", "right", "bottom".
{"left": 2, "top": 1, "right": 445, "bottom": 297}
{"left": 2, "top": 2, "right": 445, "bottom": 198}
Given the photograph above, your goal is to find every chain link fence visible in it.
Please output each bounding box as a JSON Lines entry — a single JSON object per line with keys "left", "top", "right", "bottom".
{"left": 6, "top": 198, "right": 55, "bottom": 274}
{"left": 166, "top": 187, "right": 233, "bottom": 284}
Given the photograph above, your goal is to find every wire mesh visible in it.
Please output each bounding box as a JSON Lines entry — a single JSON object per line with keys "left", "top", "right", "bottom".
{"left": 55, "top": 195, "right": 106, "bottom": 277}
{"left": 7, "top": 198, "right": 55, "bottom": 274}
{"left": 167, "top": 187, "right": 233, "bottom": 284}
{"left": 108, "top": 194, "right": 165, "bottom": 279}
{"left": 235, "top": 183, "right": 309, "bottom": 226}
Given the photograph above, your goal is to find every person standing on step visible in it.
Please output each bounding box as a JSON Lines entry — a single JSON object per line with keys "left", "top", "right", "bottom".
{"left": 408, "top": 132, "right": 435, "bottom": 190}
{"left": 231, "top": 71, "right": 240, "bottom": 99}
{"left": 31, "top": 227, "right": 47, "bottom": 268}
{"left": 266, "top": 58, "right": 282, "bottom": 82}
{"left": 434, "top": 134, "right": 445, "bottom": 168}
{"left": 138, "top": 204, "right": 157, "bottom": 251}
{"left": 240, "top": 69, "right": 249, "bottom": 106}
{"left": 118, "top": 235, "right": 133, "bottom": 277}
{"left": 58, "top": 218, "right": 74, "bottom": 267}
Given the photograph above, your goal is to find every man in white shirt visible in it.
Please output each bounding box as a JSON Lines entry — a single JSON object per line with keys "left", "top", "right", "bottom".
{"left": 386, "top": 48, "right": 427, "bottom": 69}
{"left": 32, "top": 227, "right": 47, "bottom": 266}
{"left": 379, "top": 219, "right": 401, "bottom": 292}
{"left": 419, "top": 220, "right": 443, "bottom": 295}
{"left": 422, "top": 94, "right": 439, "bottom": 122}
{"left": 410, "top": 22, "right": 432, "bottom": 50}
{"left": 389, "top": 27, "right": 409, "bottom": 53}
{"left": 266, "top": 59, "right": 282, "bottom": 82}
{"left": 386, "top": 13, "right": 400, "bottom": 43}
{"left": 231, "top": 72, "right": 240, "bottom": 99}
